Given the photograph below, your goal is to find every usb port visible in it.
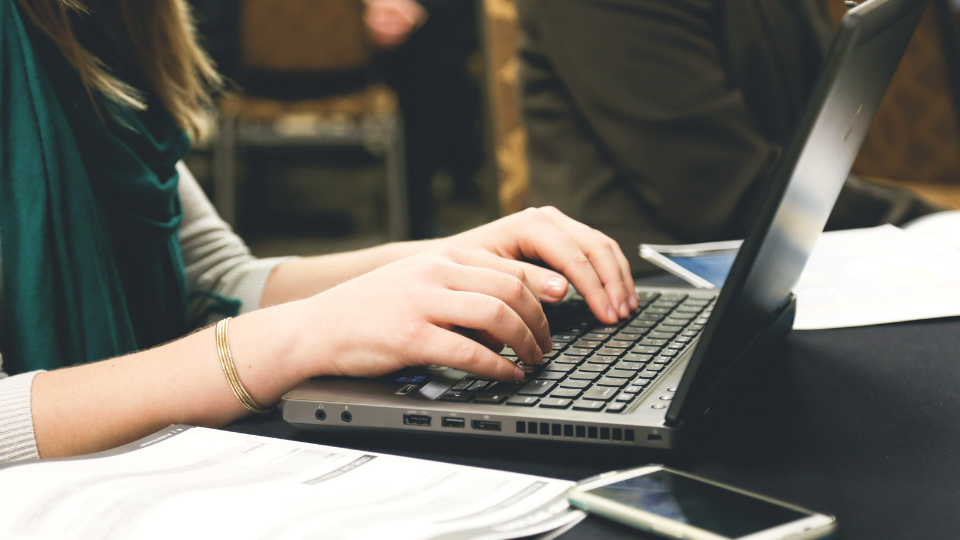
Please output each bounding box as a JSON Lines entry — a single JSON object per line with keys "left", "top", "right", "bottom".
{"left": 471, "top": 420, "right": 502, "bottom": 431}
{"left": 442, "top": 417, "right": 465, "bottom": 428}
{"left": 403, "top": 414, "right": 431, "bottom": 426}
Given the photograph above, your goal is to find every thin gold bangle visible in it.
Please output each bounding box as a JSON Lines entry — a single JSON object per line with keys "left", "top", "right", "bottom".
{"left": 216, "top": 318, "right": 274, "bottom": 414}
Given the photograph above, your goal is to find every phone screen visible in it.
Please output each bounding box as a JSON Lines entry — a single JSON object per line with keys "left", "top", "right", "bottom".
{"left": 588, "top": 470, "right": 810, "bottom": 538}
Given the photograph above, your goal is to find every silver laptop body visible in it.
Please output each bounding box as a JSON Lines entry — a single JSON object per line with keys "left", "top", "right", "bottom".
{"left": 282, "top": 0, "right": 929, "bottom": 448}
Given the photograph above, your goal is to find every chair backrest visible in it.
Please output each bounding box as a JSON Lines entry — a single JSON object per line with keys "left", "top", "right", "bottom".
{"left": 240, "top": 0, "right": 372, "bottom": 74}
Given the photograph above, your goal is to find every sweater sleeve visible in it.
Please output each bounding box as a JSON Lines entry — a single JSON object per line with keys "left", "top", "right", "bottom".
{"left": 0, "top": 371, "right": 42, "bottom": 462}
{"left": 177, "top": 162, "right": 292, "bottom": 325}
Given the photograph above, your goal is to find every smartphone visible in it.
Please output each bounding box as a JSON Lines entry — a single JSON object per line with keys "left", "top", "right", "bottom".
{"left": 568, "top": 465, "right": 836, "bottom": 540}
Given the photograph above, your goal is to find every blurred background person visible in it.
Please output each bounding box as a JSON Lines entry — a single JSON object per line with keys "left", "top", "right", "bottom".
{"left": 517, "top": 0, "right": 939, "bottom": 271}
{"left": 366, "top": 0, "right": 485, "bottom": 239}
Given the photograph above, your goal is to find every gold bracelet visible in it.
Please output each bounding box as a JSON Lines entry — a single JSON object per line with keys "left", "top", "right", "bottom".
{"left": 216, "top": 318, "right": 274, "bottom": 414}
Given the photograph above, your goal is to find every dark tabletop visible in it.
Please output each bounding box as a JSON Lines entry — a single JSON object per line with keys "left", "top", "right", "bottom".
{"left": 227, "top": 315, "right": 960, "bottom": 540}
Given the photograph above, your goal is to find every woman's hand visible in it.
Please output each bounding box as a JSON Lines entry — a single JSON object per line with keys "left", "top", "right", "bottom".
{"left": 294, "top": 244, "right": 554, "bottom": 382}
{"left": 446, "top": 207, "right": 638, "bottom": 325}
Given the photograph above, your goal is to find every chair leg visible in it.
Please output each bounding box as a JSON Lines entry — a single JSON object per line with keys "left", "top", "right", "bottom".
{"left": 213, "top": 115, "right": 239, "bottom": 228}
{"left": 385, "top": 115, "right": 410, "bottom": 241}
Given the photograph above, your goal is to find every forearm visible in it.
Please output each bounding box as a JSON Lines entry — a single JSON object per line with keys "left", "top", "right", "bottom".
{"left": 260, "top": 239, "right": 440, "bottom": 307}
{"left": 30, "top": 303, "right": 310, "bottom": 458}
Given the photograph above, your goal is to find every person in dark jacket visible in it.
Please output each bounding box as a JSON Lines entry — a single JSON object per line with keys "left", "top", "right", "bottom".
{"left": 518, "top": 0, "right": 937, "bottom": 271}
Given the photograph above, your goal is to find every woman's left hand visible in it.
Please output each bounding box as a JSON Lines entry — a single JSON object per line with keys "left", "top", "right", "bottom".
{"left": 446, "top": 207, "right": 638, "bottom": 325}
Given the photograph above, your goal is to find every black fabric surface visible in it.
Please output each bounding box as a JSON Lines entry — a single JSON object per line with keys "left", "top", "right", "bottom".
{"left": 227, "top": 316, "right": 960, "bottom": 539}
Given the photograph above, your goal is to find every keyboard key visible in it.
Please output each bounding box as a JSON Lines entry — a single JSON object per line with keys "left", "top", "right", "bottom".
{"left": 506, "top": 396, "right": 539, "bottom": 407}
{"left": 607, "top": 369, "right": 636, "bottom": 379}
{"left": 605, "top": 402, "right": 627, "bottom": 413}
{"left": 675, "top": 336, "right": 693, "bottom": 343}
{"left": 642, "top": 364, "right": 663, "bottom": 372}
{"left": 659, "top": 349, "right": 678, "bottom": 357}
{"left": 660, "top": 293, "right": 688, "bottom": 302}
{"left": 474, "top": 393, "right": 510, "bottom": 404}
{"left": 518, "top": 379, "right": 556, "bottom": 396}
{"left": 487, "top": 382, "right": 522, "bottom": 394}
{"left": 647, "top": 332, "right": 676, "bottom": 340}
{"left": 623, "top": 353, "right": 653, "bottom": 363}
{"left": 551, "top": 388, "right": 582, "bottom": 399}
{"left": 613, "top": 361, "right": 644, "bottom": 371}
{"left": 597, "top": 377, "right": 629, "bottom": 388}
{"left": 452, "top": 379, "right": 472, "bottom": 391}
{"left": 586, "top": 354, "right": 618, "bottom": 365}
{"left": 543, "top": 350, "right": 560, "bottom": 359}
{"left": 605, "top": 340, "right": 634, "bottom": 349}
{"left": 539, "top": 398, "right": 573, "bottom": 409}
{"left": 638, "top": 291, "right": 660, "bottom": 304}
{"left": 468, "top": 380, "right": 491, "bottom": 391}
{"left": 590, "top": 326, "right": 621, "bottom": 334}
{"left": 598, "top": 347, "right": 626, "bottom": 356}
{"left": 633, "top": 346, "right": 660, "bottom": 354}
{"left": 572, "top": 399, "right": 606, "bottom": 411}
{"left": 639, "top": 369, "right": 661, "bottom": 378}
{"left": 665, "top": 317, "right": 693, "bottom": 326}
{"left": 614, "top": 331, "right": 643, "bottom": 341}
{"left": 570, "top": 371, "right": 601, "bottom": 381}
{"left": 536, "top": 371, "right": 565, "bottom": 380}
{"left": 564, "top": 348, "right": 594, "bottom": 356}
{"left": 682, "top": 330, "right": 699, "bottom": 337}
{"left": 553, "top": 355, "right": 585, "bottom": 365}
{"left": 623, "top": 385, "right": 645, "bottom": 394}
{"left": 640, "top": 338, "right": 667, "bottom": 347}
{"left": 583, "top": 332, "right": 611, "bottom": 341}
{"left": 645, "top": 307, "right": 671, "bottom": 314}
{"left": 583, "top": 386, "right": 619, "bottom": 401}
{"left": 675, "top": 306, "right": 702, "bottom": 314}
{"left": 579, "top": 363, "right": 607, "bottom": 373}
{"left": 573, "top": 339, "right": 602, "bottom": 349}
{"left": 545, "top": 363, "right": 575, "bottom": 373}
{"left": 559, "top": 379, "right": 592, "bottom": 389}
{"left": 657, "top": 325, "right": 685, "bottom": 333}
{"left": 653, "top": 356, "right": 674, "bottom": 365}
{"left": 502, "top": 346, "right": 516, "bottom": 355}
{"left": 666, "top": 342, "right": 684, "bottom": 349}
{"left": 551, "top": 334, "right": 578, "bottom": 343}
{"left": 633, "top": 377, "right": 653, "bottom": 386}
{"left": 616, "top": 392, "right": 636, "bottom": 403}
{"left": 440, "top": 390, "right": 475, "bottom": 402}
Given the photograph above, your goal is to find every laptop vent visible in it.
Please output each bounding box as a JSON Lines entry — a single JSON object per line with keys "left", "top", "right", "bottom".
{"left": 515, "top": 421, "right": 633, "bottom": 442}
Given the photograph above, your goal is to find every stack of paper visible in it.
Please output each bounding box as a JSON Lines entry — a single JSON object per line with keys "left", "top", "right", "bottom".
{"left": 0, "top": 427, "right": 584, "bottom": 540}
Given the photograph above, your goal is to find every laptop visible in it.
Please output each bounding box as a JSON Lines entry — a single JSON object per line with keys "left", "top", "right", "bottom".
{"left": 282, "top": 0, "right": 929, "bottom": 448}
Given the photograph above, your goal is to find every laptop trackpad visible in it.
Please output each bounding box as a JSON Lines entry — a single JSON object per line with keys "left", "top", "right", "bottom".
{"left": 419, "top": 368, "right": 468, "bottom": 400}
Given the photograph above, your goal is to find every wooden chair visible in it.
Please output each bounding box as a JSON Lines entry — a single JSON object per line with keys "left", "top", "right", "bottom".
{"left": 213, "top": 0, "right": 409, "bottom": 239}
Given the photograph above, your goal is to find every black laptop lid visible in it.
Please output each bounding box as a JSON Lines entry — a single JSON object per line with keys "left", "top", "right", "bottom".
{"left": 666, "top": 0, "right": 929, "bottom": 425}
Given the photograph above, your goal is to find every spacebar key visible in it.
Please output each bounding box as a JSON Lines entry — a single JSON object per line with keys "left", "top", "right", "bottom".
{"left": 517, "top": 379, "right": 556, "bottom": 396}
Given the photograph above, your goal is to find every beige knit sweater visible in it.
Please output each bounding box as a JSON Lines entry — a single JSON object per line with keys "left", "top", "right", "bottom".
{"left": 0, "top": 163, "right": 289, "bottom": 462}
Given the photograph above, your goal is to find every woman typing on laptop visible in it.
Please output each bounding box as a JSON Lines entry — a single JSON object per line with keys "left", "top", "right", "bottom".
{"left": 0, "top": 0, "right": 636, "bottom": 461}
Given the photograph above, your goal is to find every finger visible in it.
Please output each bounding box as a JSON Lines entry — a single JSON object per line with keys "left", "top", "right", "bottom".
{"left": 412, "top": 326, "right": 525, "bottom": 382}
{"left": 428, "top": 290, "right": 545, "bottom": 366}
{"left": 598, "top": 232, "right": 639, "bottom": 310}
{"left": 436, "top": 263, "right": 551, "bottom": 353}
{"left": 539, "top": 208, "right": 633, "bottom": 318}
{"left": 458, "top": 328, "right": 505, "bottom": 353}
{"left": 434, "top": 244, "right": 543, "bottom": 307}
{"left": 506, "top": 209, "right": 619, "bottom": 324}
{"left": 517, "top": 262, "right": 569, "bottom": 304}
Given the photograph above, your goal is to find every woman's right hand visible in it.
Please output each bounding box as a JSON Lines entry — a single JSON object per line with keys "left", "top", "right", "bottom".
{"left": 290, "top": 244, "right": 554, "bottom": 383}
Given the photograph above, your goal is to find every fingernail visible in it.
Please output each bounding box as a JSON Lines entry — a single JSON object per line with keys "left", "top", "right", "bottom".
{"left": 545, "top": 277, "right": 567, "bottom": 299}
{"left": 541, "top": 340, "right": 554, "bottom": 353}
{"left": 629, "top": 295, "right": 639, "bottom": 310}
{"left": 513, "top": 367, "right": 526, "bottom": 381}
{"left": 607, "top": 306, "right": 617, "bottom": 322}
{"left": 619, "top": 302, "right": 629, "bottom": 318}
{"left": 534, "top": 348, "right": 544, "bottom": 363}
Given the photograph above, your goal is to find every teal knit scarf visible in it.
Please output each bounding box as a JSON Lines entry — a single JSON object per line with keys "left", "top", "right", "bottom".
{"left": 0, "top": 0, "right": 192, "bottom": 374}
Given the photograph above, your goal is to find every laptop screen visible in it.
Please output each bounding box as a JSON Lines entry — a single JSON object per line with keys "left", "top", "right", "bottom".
{"left": 666, "top": 0, "right": 930, "bottom": 425}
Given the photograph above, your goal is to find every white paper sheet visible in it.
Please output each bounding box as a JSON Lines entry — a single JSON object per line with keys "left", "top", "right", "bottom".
{"left": 0, "top": 427, "right": 584, "bottom": 540}
{"left": 792, "top": 224, "right": 960, "bottom": 329}
{"left": 903, "top": 210, "right": 960, "bottom": 254}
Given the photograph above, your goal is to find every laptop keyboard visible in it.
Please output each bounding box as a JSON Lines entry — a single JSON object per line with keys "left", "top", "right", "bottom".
{"left": 437, "top": 291, "right": 716, "bottom": 413}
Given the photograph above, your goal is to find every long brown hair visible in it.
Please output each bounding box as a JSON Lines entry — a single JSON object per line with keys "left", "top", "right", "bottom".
{"left": 16, "top": 0, "right": 221, "bottom": 139}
